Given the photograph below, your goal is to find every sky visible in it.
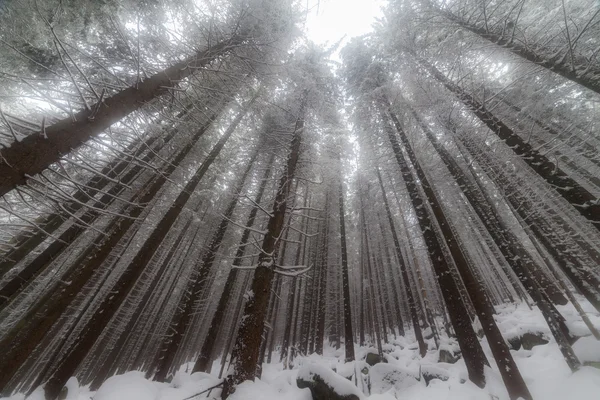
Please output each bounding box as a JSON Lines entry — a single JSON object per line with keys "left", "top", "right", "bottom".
{"left": 304, "top": 0, "right": 384, "bottom": 45}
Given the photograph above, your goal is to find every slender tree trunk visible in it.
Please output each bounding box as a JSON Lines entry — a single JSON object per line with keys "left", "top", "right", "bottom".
{"left": 222, "top": 100, "right": 305, "bottom": 398}
{"left": 192, "top": 152, "right": 276, "bottom": 373}
{"left": 425, "top": 1, "right": 600, "bottom": 95}
{"left": 414, "top": 54, "right": 600, "bottom": 231}
{"left": 38, "top": 100, "right": 253, "bottom": 400}
{"left": 152, "top": 141, "right": 261, "bottom": 382}
{"left": 377, "top": 110, "right": 489, "bottom": 387}
{"left": 374, "top": 168, "right": 427, "bottom": 357}
{"left": 388, "top": 106, "right": 532, "bottom": 400}
{"left": 314, "top": 193, "right": 330, "bottom": 355}
{"left": 338, "top": 157, "right": 356, "bottom": 362}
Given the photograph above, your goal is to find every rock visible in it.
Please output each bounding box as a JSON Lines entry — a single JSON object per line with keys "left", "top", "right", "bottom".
{"left": 420, "top": 365, "right": 450, "bottom": 386}
{"left": 297, "top": 363, "right": 364, "bottom": 400}
{"left": 507, "top": 336, "right": 522, "bottom": 351}
{"left": 438, "top": 349, "right": 460, "bottom": 364}
{"left": 365, "top": 352, "right": 386, "bottom": 366}
{"left": 369, "top": 363, "right": 421, "bottom": 394}
{"left": 521, "top": 332, "right": 549, "bottom": 350}
{"left": 361, "top": 367, "right": 369, "bottom": 375}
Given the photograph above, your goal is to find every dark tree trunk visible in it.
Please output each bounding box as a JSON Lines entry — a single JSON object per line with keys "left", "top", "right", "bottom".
{"left": 387, "top": 106, "right": 532, "bottom": 400}
{"left": 0, "top": 104, "right": 225, "bottom": 393}
{"left": 151, "top": 140, "right": 261, "bottom": 382}
{"left": 415, "top": 54, "right": 600, "bottom": 232}
{"left": 192, "top": 152, "right": 276, "bottom": 373}
{"left": 313, "top": 193, "right": 330, "bottom": 355}
{"left": 338, "top": 159, "right": 356, "bottom": 362}
{"left": 378, "top": 108, "right": 488, "bottom": 388}
{"left": 456, "top": 133, "right": 600, "bottom": 313}
{"left": 427, "top": 1, "right": 600, "bottom": 95}
{"left": 408, "top": 106, "right": 568, "bottom": 305}
{"left": 0, "top": 106, "right": 220, "bottom": 309}
{"left": 374, "top": 168, "right": 427, "bottom": 357}
{"left": 222, "top": 101, "right": 305, "bottom": 398}
{"left": 0, "top": 35, "right": 248, "bottom": 197}
{"left": 37, "top": 100, "right": 253, "bottom": 400}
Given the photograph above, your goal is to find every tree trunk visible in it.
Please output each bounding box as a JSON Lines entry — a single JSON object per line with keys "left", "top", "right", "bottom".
{"left": 378, "top": 109, "right": 488, "bottom": 388}
{"left": 0, "top": 35, "right": 248, "bottom": 197}
{"left": 222, "top": 100, "right": 305, "bottom": 398}
{"left": 375, "top": 168, "right": 428, "bottom": 357}
{"left": 151, "top": 140, "right": 261, "bottom": 382}
{"left": 426, "top": 1, "right": 600, "bottom": 95}
{"left": 0, "top": 105, "right": 221, "bottom": 309}
{"left": 338, "top": 157, "right": 356, "bottom": 362}
{"left": 0, "top": 104, "right": 226, "bottom": 393}
{"left": 192, "top": 151, "right": 276, "bottom": 373}
{"left": 388, "top": 106, "right": 532, "bottom": 400}
{"left": 38, "top": 99, "right": 253, "bottom": 400}
{"left": 414, "top": 54, "right": 600, "bottom": 232}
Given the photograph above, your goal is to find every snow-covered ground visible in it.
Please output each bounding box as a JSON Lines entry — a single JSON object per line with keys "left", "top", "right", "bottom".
{"left": 4, "top": 299, "right": 600, "bottom": 400}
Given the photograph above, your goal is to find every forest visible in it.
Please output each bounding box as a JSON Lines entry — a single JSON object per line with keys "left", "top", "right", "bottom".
{"left": 0, "top": 0, "right": 599, "bottom": 399}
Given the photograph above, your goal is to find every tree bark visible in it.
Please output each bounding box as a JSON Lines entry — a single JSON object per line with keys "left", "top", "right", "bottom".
{"left": 0, "top": 35, "right": 247, "bottom": 197}
{"left": 414, "top": 54, "right": 600, "bottom": 232}
{"left": 222, "top": 100, "right": 305, "bottom": 398}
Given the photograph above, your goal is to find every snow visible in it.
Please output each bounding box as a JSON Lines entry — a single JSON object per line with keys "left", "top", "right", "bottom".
{"left": 573, "top": 336, "right": 600, "bottom": 363}
{"left": 2, "top": 299, "right": 600, "bottom": 400}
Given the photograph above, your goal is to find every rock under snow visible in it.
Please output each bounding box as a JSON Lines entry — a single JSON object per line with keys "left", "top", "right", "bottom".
{"left": 365, "top": 352, "right": 386, "bottom": 367}
{"left": 368, "top": 363, "right": 421, "bottom": 395}
{"left": 297, "top": 363, "right": 365, "bottom": 400}
{"left": 94, "top": 371, "right": 159, "bottom": 400}
{"left": 573, "top": 335, "right": 600, "bottom": 367}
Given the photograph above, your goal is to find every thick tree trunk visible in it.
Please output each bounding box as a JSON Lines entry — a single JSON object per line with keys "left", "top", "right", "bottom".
{"left": 0, "top": 35, "right": 247, "bottom": 197}
{"left": 408, "top": 106, "right": 568, "bottom": 305}
{"left": 0, "top": 106, "right": 219, "bottom": 309}
{"left": 0, "top": 102, "right": 199, "bottom": 273}
{"left": 222, "top": 102, "right": 305, "bottom": 398}
{"left": 456, "top": 133, "right": 600, "bottom": 312}
{"left": 415, "top": 54, "right": 600, "bottom": 232}
{"left": 0, "top": 105, "right": 225, "bottom": 393}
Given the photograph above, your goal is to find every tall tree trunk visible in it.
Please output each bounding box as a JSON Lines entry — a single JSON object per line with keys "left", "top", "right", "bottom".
{"left": 151, "top": 141, "right": 261, "bottom": 382}
{"left": 0, "top": 103, "right": 227, "bottom": 393}
{"left": 388, "top": 105, "right": 532, "bottom": 399}
{"left": 374, "top": 168, "right": 427, "bottom": 357}
{"left": 455, "top": 132, "right": 600, "bottom": 312}
{"left": 338, "top": 156, "right": 356, "bottom": 362}
{"left": 425, "top": 1, "right": 600, "bottom": 95}
{"left": 192, "top": 151, "right": 276, "bottom": 373}
{"left": 0, "top": 105, "right": 223, "bottom": 308}
{"left": 0, "top": 35, "right": 248, "bottom": 197}
{"left": 37, "top": 99, "right": 253, "bottom": 400}
{"left": 314, "top": 193, "right": 330, "bottom": 355}
{"left": 222, "top": 100, "right": 305, "bottom": 398}
{"left": 408, "top": 105, "right": 568, "bottom": 305}
{"left": 414, "top": 54, "right": 600, "bottom": 231}
{"left": 377, "top": 109, "right": 488, "bottom": 388}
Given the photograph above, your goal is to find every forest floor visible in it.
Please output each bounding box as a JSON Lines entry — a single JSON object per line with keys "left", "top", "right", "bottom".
{"left": 7, "top": 299, "right": 600, "bottom": 400}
